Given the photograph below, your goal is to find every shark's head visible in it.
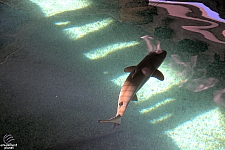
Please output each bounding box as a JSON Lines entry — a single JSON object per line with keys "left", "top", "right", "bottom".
{"left": 146, "top": 50, "right": 167, "bottom": 69}
{"left": 155, "top": 49, "right": 165, "bottom": 54}
{"left": 155, "top": 49, "right": 167, "bottom": 58}
{"left": 147, "top": 50, "right": 167, "bottom": 59}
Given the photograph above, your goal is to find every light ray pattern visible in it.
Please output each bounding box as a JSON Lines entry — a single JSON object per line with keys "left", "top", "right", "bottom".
{"left": 64, "top": 18, "right": 113, "bottom": 40}
{"left": 29, "top": 0, "right": 91, "bottom": 17}
{"left": 139, "top": 98, "right": 175, "bottom": 114}
{"left": 55, "top": 21, "right": 70, "bottom": 26}
{"left": 165, "top": 108, "right": 225, "bottom": 149}
{"left": 85, "top": 41, "right": 139, "bottom": 60}
{"left": 149, "top": 113, "right": 173, "bottom": 124}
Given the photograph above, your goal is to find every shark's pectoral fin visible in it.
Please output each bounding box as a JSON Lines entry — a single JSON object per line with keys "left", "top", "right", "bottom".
{"left": 124, "top": 66, "right": 136, "bottom": 72}
{"left": 98, "top": 115, "right": 122, "bottom": 129}
{"left": 152, "top": 69, "right": 164, "bottom": 81}
{"left": 131, "top": 94, "right": 138, "bottom": 101}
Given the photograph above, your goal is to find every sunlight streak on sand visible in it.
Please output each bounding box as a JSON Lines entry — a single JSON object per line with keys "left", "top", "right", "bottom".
{"left": 64, "top": 18, "right": 113, "bottom": 40}
{"left": 84, "top": 41, "right": 139, "bottom": 60}
{"left": 29, "top": 0, "right": 91, "bottom": 17}
{"left": 165, "top": 107, "right": 225, "bottom": 149}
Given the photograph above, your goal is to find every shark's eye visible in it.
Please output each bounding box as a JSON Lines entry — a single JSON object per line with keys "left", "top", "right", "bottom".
{"left": 119, "top": 102, "right": 123, "bottom": 106}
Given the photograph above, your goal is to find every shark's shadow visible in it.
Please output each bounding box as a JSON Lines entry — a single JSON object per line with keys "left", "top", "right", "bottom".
{"left": 46, "top": 130, "right": 123, "bottom": 150}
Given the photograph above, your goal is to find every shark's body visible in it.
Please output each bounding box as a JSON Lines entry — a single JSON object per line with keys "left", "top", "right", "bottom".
{"left": 98, "top": 49, "right": 167, "bottom": 129}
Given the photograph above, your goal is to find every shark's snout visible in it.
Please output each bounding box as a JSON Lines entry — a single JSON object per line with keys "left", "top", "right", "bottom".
{"left": 155, "top": 50, "right": 167, "bottom": 59}
{"left": 155, "top": 49, "right": 165, "bottom": 54}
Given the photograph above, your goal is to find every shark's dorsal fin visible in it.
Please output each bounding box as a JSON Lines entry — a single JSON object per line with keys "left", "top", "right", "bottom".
{"left": 124, "top": 66, "right": 136, "bottom": 72}
{"left": 152, "top": 69, "right": 164, "bottom": 81}
{"left": 131, "top": 94, "right": 138, "bottom": 101}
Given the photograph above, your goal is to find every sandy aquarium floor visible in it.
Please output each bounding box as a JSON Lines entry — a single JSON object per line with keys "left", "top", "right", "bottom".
{"left": 0, "top": 0, "right": 225, "bottom": 150}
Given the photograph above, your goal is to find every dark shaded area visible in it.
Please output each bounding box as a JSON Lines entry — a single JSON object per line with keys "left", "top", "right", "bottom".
{"left": 119, "top": 0, "right": 158, "bottom": 24}
{"left": 0, "top": 36, "right": 14, "bottom": 49}
{"left": 124, "top": 0, "right": 149, "bottom": 8}
{"left": 0, "top": 1, "right": 43, "bottom": 62}
{"left": 136, "top": 6, "right": 158, "bottom": 24}
{"left": 0, "top": 113, "right": 57, "bottom": 149}
{"left": 176, "top": 38, "right": 208, "bottom": 54}
{"left": 92, "top": 0, "right": 119, "bottom": 9}
{"left": 47, "top": 130, "right": 123, "bottom": 150}
{"left": 160, "top": 40, "right": 176, "bottom": 52}
{"left": 154, "top": 27, "right": 174, "bottom": 39}
{"left": 162, "top": 17, "right": 175, "bottom": 26}
{"left": 0, "top": 3, "right": 29, "bottom": 33}
{"left": 154, "top": 17, "right": 175, "bottom": 39}
{"left": 206, "top": 54, "right": 225, "bottom": 79}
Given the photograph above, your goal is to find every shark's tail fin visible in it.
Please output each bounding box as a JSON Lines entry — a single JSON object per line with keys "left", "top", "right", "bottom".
{"left": 98, "top": 115, "right": 121, "bottom": 130}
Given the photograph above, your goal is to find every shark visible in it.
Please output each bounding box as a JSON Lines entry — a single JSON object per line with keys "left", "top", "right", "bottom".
{"left": 98, "top": 49, "right": 167, "bottom": 129}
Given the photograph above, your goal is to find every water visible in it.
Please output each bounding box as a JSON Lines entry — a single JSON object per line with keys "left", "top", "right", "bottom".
{"left": 0, "top": 0, "right": 225, "bottom": 149}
